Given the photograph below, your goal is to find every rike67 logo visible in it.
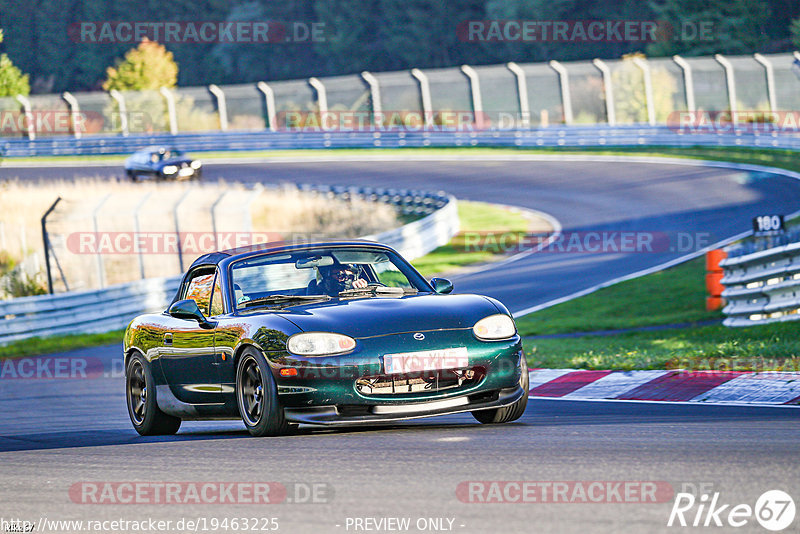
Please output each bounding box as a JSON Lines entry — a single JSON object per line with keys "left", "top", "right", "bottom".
{"left": 668, "top": 489, "right": 795, "bottom": 531}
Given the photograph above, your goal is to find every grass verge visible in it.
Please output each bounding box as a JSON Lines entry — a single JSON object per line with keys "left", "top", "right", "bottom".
{"left": 0, "top": 330, "right": 123, "bottom": 360}
{"left": 519, "top": 257, "right": 799, "bottom": 371}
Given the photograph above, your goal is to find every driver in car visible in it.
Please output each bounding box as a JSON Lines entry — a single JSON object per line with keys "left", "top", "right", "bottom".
{"left": 317, "top": 263, "right": 368, "bottom": 296}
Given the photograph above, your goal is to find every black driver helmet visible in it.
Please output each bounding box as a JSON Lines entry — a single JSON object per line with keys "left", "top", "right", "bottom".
{"left": 318, "top": 263, "right": 360, "bottom": 294}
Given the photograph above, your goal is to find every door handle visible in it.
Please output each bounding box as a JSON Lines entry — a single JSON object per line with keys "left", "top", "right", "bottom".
{"left": 163, "top": 333, "right": 173, "bottom": 345}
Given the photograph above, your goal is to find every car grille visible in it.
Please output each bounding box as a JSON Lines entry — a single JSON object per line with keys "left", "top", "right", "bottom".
{"left": 355, "top": 367, "right": 484, "bottom": 397}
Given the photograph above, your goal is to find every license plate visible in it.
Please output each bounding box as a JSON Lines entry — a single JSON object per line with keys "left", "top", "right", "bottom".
{"left": 383, "top": 347, "right": 468, "bottom": 374}
{"left": 178, "top": 167, "right": 194, "bottom": 177}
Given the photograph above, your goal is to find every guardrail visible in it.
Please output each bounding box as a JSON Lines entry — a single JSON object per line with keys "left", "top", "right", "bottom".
{"left": 3, "top": 125, "right": 800, "bottom": 157}
{"left": 720, "top": 242, "right": 800, "bottom": 327}
{"left": 0, "top": 187, "right": 458, "bottom": 345}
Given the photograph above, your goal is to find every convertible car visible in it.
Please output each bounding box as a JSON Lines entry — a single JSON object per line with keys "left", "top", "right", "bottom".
{"left": 124, "top": 146, "right": 202, "bottom": 181}
{"left": 124, "top": 240, "right": 528, "bottom": 437}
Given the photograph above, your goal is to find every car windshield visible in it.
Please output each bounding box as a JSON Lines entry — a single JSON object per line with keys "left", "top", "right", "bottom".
{"left": 230, "top": 246, "right": 429, "bottom": 310}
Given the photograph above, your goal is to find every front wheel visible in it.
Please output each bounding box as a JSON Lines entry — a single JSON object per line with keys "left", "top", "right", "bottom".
{"left": 472, "top": 356, "right": 529, "bottom": 424}
{"left": 236, "top": 348, "right": 290, "bottom": 437}
{"left": 126, "top": 352, "right": 181, "bottom": 435}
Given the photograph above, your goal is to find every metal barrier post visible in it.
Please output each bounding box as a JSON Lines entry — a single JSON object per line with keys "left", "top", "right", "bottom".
{"left": 256, "top": 81, "right": 277, "bottom": 132}
{"left": 753, "top": 54, "right": 776, "bottom": 112}
{"left": 172, "top": 188, "right": 192, "bottom": 272}
{"left": 714, "top": 54, "right": 737, "bottom": 116}
{"left": 672, "top": 55, "right": 696, "bottom": 112}
{"left": 108, "top": 89, "right": 129, "bottom": 136}
{"left": 210, "top": 191, "right": 228, "bottom": 250}
{"left": 15, "top": 95, "right": 35, "bottom": 140}
{"left": 506, "top": 62, "right": 530, "bottom": 128}
{"left": 411, "top": 68, "right": 434, "bottom": 127}
{"left": 160, "top": 87, "right": 178, "bottom": 135}
{"left": 61, "top": 91, "right": 82, "bottom": 139}
{"left": 631, "top": 57, "right": 656, "bottom": 125}
{"left": 92, "top": 194, "right": 111, "bottom": 288}
{"left": 208, "top": 84, "right": 229, "bottom": 132}
{"left": 548, "top": 60, "right": 573, "bottom": 125}
{"left": 308, "top": 77, "right": 328, "bottom": 129}
{"left": 41, "top": 197, "right": 61, "bottom": 294}
{"left": 592, "top": 59, "right": 615, "bottom": 126}
{"left": 461, "top": 65, "right": 485, "bottom": 129}
{"left": 133, "top": 192, "right": 152, "bottom": 279}
{"left": 361, "top": 71, "right": 382, "bottom": 126}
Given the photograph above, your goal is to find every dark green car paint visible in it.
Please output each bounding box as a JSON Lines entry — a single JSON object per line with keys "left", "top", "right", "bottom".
{"left": 124, "top": 241, "right": 526, "bottom": 425}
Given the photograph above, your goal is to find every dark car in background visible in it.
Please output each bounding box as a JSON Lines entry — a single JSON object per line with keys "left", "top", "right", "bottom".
{"left": 124, "top": 146, "right": 202, "bottom": 181}
{"left": 123, "top": 241, "right": 529, "bottom": 437}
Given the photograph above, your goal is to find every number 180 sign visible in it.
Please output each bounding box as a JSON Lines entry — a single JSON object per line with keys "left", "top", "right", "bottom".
{"left": 753, "top": 215, "right": 785, "bottom": 236}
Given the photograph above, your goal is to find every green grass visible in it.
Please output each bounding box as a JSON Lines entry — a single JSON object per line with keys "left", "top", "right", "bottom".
{"left": 411, "top": 200, "right": 531, "bottom": 277}
{"left": 518, "top": 257, "right": 800, "bottom": 371}
{"left": 0, "top": 330, "right": 123, "bottom": 360}
{"left": 515, "top": 257, "right": 721, "bottom": 335}
{"left": 525, "top": 323, "right": 800, "bottom": 372}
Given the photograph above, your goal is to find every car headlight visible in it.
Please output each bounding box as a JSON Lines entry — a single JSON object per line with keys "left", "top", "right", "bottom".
{"left": 162, "top": 165, "right": 178, "bottom": 174}
{"left": 473, "top": 314, "right": 516, "bottom": 340}
{"left": 287, "top": 332, "right": 356, "bottom": 356}
{"left": 190, "top": 160, "right": 202, "bottom": 169}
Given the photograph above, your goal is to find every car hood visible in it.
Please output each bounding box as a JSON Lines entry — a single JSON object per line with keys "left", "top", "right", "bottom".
{"left": 157, "top": 158, "right": 193, "bottom": 167}
{"left": 273, "top": 293, "right": 503, "bottom": 338}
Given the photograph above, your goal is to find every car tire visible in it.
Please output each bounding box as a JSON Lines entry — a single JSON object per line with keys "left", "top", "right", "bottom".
{"left": 127, "top": 170, "right": 137, "bottom": 182}
{"left": 126, "top": 352, "right": 181, "bottom": 436}
{"left": 472, "top": 356, "right": 529, "bottom": 424}
{"left": 236, "top": 347, "right": 290, "bottom": 437}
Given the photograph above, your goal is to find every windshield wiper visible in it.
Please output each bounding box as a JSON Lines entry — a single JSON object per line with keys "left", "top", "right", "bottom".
{"left": 338, "top": 285, "right": 417, "bottom": 298}
{"left": 241, "top": 294, "right": 331, "bottom": 309}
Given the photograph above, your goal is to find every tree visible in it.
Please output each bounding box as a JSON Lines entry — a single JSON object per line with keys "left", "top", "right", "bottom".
{"left": 646, "top": 0, "right": 772, "bottom": 56}
{"left": 792, "top": 17, "right": 800, "bottom": 49}
{"left": 0, "top": 29, "right": 30, "bottom": 97}
{"left": 103, "top": 38, "right": 178, "bottom": 91}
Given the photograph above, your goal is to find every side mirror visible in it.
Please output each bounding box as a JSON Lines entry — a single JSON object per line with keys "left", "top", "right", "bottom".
{"left": 169, "top": 299, "right": 215, "bottom": 328}
{"left": 430, "top": 277, "right": 454, "bottom": 294}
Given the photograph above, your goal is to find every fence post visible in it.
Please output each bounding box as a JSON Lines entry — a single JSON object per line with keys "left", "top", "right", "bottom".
{"left": 361, "top": 71, "right": 382, "bottom": 126}
{"left": 173, "top": 188, "right": 193, "bottom": 272}
{"left": 243, "top": 184, "right": 264, "bottom": 235}
{"left": 460, "top": 65, "right": 485, "bottom": 129}
{"left": 61, "top": 91, "right": 82, "bottom": 139}
{"left": 672, "top": 55, "right": 696, "bottom": 113}
{"left": 592, "top": 59, "right": 615, "bottom": 126}
{"left": 208, "top": 84, "right": 229, "bottom": 132}
{"left": 548, "top": 60, "right": 573, "bottom": 125}
{"left": 714, "top": 54, "right": 737, "bottom": 116}
{"left": 308, "top": 77, "right": 328, "bottom": 129}
{"left": 108, "top": 89, "right": 129, "bottom": 136}
{"left": 210, "top": 191, "right": 228, "bottom": 250}
{"left": 506, "top": 62, "right": 530, "bottom": 128}
{"left": 411, "top": 68, "right": 434, "bottom": 127}
{"left": 256, "top": 82, "right": 277, "bottom": 131}
{"left": 92, "top": 194, "right": 111, "bottom": 288}
{"left": 15, "top": 95, "right": 35, "bottom": 141}
{"left": 631, "top": 56, "right": 656, "bottom": 125}
{"left": 753, "top": 53, "right": 776, "bottom": 112}
{"left": 160, "top": 87, "right": 178, "bottom": 135}
{"left": 41, "top": 197, "right": 61, "bottom": 294}
{"left": 133, "top": 192, "right": 152, "bottom": 279}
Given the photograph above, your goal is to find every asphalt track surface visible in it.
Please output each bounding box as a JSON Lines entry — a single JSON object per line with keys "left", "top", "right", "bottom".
{"left": 2, "top": 157, "right": 800, "bottom": 533}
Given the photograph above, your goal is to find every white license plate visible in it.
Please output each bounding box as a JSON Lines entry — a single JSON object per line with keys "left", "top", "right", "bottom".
{"left": 383, "top": 347, "right": 468, "bottom": 374}
{"left": 178, "top": 167, "right": 194, "bottom": 177}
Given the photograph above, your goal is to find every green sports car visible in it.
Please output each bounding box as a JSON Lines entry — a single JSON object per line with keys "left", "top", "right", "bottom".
{"left": 124, "top": 240, "right": 529, "bottom": 437}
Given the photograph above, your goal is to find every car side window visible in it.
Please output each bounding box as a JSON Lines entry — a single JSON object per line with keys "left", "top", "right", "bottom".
{"left": 209, "top": 273, "right": 225, "bottom": 316}
{"left": 184, "top": 271, "right": 215, "bottom": 316}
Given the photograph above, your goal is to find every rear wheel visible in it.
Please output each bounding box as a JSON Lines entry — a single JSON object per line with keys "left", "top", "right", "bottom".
{"left": 236, "top": 348, "right": 290, "bottom": 437}
{"left": 126, "top": 352, "right": 181, "bottom": 435}
{"left": 472, "top": 356, "right": 529, "bottom": 424}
